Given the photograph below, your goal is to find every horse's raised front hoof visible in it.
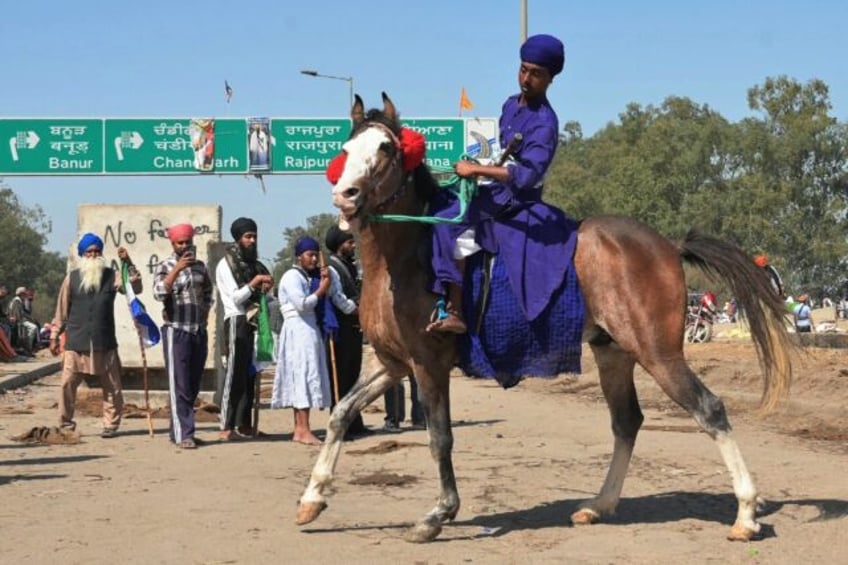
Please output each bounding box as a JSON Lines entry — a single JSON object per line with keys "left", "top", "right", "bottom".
{"left": 405, "top": 521, "right": 442, "bottom": 543}
{"left": 295, "top": 501, "right": 328, "bottom": 525}
{"left": 727, "top": 521, "right": 761, "bottom": 542}
{"left": 570, "top": 508, "right": 600, "bottom": 526}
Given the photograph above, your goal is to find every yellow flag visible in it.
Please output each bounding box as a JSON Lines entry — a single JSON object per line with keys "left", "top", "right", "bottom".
{"left": 459, "top": 87, "right": 474, "bottom": 110}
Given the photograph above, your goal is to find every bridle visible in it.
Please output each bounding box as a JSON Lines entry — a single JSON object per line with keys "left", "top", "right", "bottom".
{"left": 349, "top": 121, "right": 409, "bottom": 215}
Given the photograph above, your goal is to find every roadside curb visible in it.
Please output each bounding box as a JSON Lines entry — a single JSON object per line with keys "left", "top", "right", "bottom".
{"left": 0, "top": 362, "right": 62, "bottom": 392}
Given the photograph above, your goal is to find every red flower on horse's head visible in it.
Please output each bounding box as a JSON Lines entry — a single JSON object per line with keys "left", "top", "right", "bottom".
{"left": 326, "top": 151, "right": 347, "bottom": 185}
{"left": 399, "top": 127, "right": 426, "bottom": 171}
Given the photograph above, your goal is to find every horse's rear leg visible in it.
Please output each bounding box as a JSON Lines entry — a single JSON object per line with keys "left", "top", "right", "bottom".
{"left": 572, "top": 343, "right": 642, "bottom": 525}
{"left": 406, "top": 369, "right": 458, "bottom": 543}
{"left": 645, "top": 357, "right": 761, "bottom": 541}
{"left": 296, "top": 365, "right": 394, "bottom": 526}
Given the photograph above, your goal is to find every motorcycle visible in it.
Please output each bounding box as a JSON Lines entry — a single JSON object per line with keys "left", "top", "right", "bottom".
{"left": 685, "top": 292, "right": 716, "bottom": 343}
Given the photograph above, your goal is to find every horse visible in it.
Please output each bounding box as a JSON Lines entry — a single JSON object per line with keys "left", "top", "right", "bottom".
{"left": 295, "top": 93, "right": 795, "bottom": 543}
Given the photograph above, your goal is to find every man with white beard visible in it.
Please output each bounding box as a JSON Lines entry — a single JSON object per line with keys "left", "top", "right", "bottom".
{"left": 49, "top": 233, "right": 143, "bottom": 438}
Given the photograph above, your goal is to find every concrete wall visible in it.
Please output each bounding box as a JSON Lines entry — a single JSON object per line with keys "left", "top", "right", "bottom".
{"left": 75, "top": 204, "right": 222, "bottom": 370}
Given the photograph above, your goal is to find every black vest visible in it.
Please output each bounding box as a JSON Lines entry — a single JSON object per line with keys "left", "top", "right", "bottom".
{"left": 328, "top": 255, "right": 360, "bottom": 324}
{"left": 65, "top": 268, "right": 119, "bottom": 352}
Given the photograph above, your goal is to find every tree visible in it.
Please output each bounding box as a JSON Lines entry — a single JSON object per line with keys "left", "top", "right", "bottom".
{"left": 547, "top": 96, "right": 736, "bottom": 238}
{"left": 742, "top": 76, "right": 848, "bottom": 294}
{"left": 546, "top": 77, "right": 848, "bottom": 296}
{"left": 0, "top": 185, "right": 68, "bottom": 324}
{"left": 0, "top": 187, "right": 50, "bottom": 286}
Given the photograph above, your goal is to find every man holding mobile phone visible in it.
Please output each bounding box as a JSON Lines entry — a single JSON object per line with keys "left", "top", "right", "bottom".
{"left": 153, "top": 223, "right": 214, "bottom": 449}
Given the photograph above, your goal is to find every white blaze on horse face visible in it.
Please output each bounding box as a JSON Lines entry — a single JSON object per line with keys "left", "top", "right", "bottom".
{"left": 332, "top": 127, "right": 392, "bottom": 214}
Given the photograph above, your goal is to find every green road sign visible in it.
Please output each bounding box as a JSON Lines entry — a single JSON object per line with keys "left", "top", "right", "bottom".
{"left": 0, "top": 119, "right": 103, "bottom": 174}
{"left": 401, "top": 118, "right": 464, "bottom": 170}
{"left": 268, "top": 118, "right": 467, "bottom": 174}
{"left": 270, "top": 119, "right": 351, "bottom": 173}
{"left": 0, "top": 117, "right": 494, "bottom": 175}
{"left": 104, "top": 118, "right": 247, "bottom": 174}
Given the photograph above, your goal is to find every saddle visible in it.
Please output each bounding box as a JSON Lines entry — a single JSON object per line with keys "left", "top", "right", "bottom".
{"left": 459, "top": 235, "right": 585, "bottom": 388}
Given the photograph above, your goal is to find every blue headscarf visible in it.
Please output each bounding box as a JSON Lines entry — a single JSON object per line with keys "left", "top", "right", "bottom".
{"left": 77, "top": 233, "right": 104, "bottom": 256}
{"left": 520, "top": 34, "right": 565, "bottom": 77}
{"left": 293, "top": 236, "right": 339, "bottom": 338}
{"left": 295, "top": 236, "right": 320, "bottom": 257}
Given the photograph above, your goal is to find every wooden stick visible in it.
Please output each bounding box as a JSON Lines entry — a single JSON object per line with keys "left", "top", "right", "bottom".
{"left": 136, "top": 330, "right": 154, "bottom": 437}
{"left": 329, "top": 338, "right": 340, "bottom": 404}
{"left": 319, "top": 251, "right": 342, "bottom": 405}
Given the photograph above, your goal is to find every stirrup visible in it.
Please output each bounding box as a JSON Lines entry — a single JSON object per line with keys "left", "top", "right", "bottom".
{"left": 429, "top": 297, "right": 450, "bottom": 324}
{"left": 426, "top": 297, "right": 467, "bottom": 334}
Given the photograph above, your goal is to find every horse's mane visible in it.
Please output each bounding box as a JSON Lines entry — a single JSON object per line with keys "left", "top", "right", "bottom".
{"left": 412, "top": 162, "right": 439, "bottom": 202}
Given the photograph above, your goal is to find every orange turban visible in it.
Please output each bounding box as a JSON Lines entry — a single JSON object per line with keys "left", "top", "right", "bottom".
{"left": 167, "top": 223, "right": 195, "bottom": 242}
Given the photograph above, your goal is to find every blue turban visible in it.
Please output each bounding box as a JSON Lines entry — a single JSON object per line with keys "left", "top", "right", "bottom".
{"left": 520, "top": 34, "right": 565, "bottom": 76}
{"left": 77, "top": 233, "right": 104, "bottom": 256}
{"left": 294, "top": 236, "right": 320, "bottom": 257}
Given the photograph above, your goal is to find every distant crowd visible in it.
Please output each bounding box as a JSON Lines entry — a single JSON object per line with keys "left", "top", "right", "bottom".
{"left": 0, "top": 285, "right": 50, "bottom": 361}
{"left": 692, "top": 254, "right": 848, "bottom": 334}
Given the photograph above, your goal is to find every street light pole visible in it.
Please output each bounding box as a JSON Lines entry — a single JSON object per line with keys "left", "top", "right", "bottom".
{"left": 300, "top": 69, "right": 354, "bottom": 108}
{"left": 520, "top": 0, "right": 527, "bottom": 44}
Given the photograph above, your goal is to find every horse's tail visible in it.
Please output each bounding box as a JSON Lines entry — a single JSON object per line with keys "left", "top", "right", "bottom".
{"left": 678, "top": 229, "right": 795, "bottom": 412}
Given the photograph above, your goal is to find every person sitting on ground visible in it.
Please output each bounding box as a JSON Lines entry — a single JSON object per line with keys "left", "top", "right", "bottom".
{"left": 8, "top": 287, "right": 38, "bottom": 356}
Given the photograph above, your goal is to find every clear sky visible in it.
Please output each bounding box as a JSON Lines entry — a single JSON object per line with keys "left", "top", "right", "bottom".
{"left": 2, "top": 0, "right": 847, "bottom": 260}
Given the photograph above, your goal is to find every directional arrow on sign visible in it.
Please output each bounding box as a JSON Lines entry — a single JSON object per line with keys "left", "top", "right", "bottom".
{"left": 23, "top": 131, "right": 40, "bottom": 149}
{"left": 126, "top": 131, "right": 144, "bottom": 149}
{"left": 7, "top": 131, "right": 40, "bottom": 161}
{"left": 113, "top": 131, "right": 144, "bottom": 161}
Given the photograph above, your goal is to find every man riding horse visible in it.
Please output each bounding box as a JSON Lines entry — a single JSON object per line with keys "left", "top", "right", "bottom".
{"left": 427, "top": 33, "right": 570, "bottom": 333}
{"left": 305, "top": 31, "right": 794, "bottom": 542}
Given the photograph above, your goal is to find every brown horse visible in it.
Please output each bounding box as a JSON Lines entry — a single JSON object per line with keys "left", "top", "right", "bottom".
{"left": 296, "top": 93, "right": 794, "bottom": 543}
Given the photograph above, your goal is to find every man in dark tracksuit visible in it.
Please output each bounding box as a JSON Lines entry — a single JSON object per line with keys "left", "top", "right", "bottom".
{"left": 153, "top": 223, "right": 213, "bottom": 449}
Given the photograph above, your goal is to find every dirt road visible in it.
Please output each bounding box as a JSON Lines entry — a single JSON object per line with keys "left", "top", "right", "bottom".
{"left": 1, "top": 337, "right": 846, "bottom": 564}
